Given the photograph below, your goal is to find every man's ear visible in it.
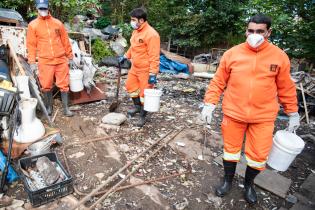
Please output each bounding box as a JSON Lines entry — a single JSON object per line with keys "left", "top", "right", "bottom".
{"left": 266, "top": 29, "right": 272, "bottom": 38}
{"left": 139, "top": 18, "right": 145, "bottom": 24}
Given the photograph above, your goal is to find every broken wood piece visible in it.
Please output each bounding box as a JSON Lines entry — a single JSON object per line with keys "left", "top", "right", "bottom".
{"left": 193, "top": 72, "right": 215, "bottom": 79}
{"left": 79, "top": 41, "right": 86, "bottom": 53}
{"left": 296, "top": 86, "right": 315, "bottom": 98}
{"left": 93, "top": 85, "right": 104, "bottom": 94}
{"left": 300, "top": 82, "right": 310, "bottom": 124}
{"left": 53, "top": 90, "right": 60, "bottom": 98}
{"left": 51, "top": 108, "right": 59, "bottom": 123}
{"left": 300, "top": 109, "right": 311, "bottom": 122}
{"left": 214, "top": 154, "right": 291, "bottom": 198}
{"left": 87, "top": 128, "right": 185, "bottom": 210}
{"left": 71, "top": 130, "right": 177, "bottom": 209}
{"left": 7, "top": 40, "right": 25, "bottom": 75}
{"left": 93, "top": 170, "right": 190, "bottom": 196}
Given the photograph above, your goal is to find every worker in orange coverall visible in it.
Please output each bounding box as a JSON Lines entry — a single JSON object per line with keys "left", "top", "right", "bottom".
{"left": 119, "top": 8, "right": 160, "bottom": 127}
{"left": 201, "top": 14, "right": 300, "bottom": 204}
{"left": 27, "top": 0, "right": 74, "bottom": 117}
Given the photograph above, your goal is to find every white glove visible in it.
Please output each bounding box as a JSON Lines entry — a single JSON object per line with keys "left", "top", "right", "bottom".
{"left": 201, "top": 104, "right": 216, "bottom": 124}
{"left": 287, "top": 112, "right": 300, "bottom": 132}
{"left": 30, "top": 63, "right": 37, "bottom": 74}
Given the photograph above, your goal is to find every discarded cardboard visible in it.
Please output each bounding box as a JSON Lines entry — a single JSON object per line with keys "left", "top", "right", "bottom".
{"left": 214, "top": 154, "right": 291, "bottom": 198}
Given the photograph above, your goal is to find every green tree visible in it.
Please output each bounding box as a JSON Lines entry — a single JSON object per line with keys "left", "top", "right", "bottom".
{"left": 0, "top": 0, "right": 101, "bottom": 22}
{"left": 241, "top": 0, "right": 315, "bottom": 63}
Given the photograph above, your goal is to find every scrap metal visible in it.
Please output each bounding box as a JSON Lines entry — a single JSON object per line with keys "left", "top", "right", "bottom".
{"left": 0, "top": 26, "right": 27, "bottom": 57}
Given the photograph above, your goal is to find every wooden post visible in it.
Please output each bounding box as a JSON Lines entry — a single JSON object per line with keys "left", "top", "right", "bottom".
{"left": 300, "top": 82, "right": 310, "bottom": 124}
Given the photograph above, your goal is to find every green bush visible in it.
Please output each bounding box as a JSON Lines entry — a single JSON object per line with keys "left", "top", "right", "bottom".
{"left": 94, "top": 16, "right": 111, "bottom": 29}
{"left": 91, "top": 38, "right": 114, "bottom": 63}
{"left": 117, "top": 23, "right": 133, "bottom": 45}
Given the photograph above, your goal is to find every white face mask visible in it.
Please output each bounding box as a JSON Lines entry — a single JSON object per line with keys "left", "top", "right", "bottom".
{"left": 130, "top": 21, "right": 139, "bottom": 30}
{"left": 246, "top": 33, "right": 265, "bottom": 48}
{"left": 39, "top": 10, "right": 48, "bottom": 17}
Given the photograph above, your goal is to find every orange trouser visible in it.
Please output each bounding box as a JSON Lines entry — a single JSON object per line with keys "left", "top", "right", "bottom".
{"left": 38, "top": 62, "right": 70, "bottom": 92}
{"left": 221, "top": 115, "right": 274, "bottom": 170}
{"left": 125, "top": 68, "right": 153, "bottom": 103}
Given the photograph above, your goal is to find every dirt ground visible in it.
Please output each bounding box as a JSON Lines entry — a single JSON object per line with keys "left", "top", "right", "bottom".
{"left": 6, "top": 73, "right": 315, "bottom": 210}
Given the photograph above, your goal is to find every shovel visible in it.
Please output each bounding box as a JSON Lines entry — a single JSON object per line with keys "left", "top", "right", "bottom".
{"left": 109, "top": 62, "right": 121, "bottom": 112}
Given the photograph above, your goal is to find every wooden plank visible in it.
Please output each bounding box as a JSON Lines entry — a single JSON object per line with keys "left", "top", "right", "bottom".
{"left": 70, "top": 83, "right": 106, "bottom": 105}
{"left": 300, "top": 83, "right": 310, "bottom": 124}
{"left": 214, "top": 154, "right": 292, "bottom": 198}
{"left": 79, "top": 41, "right": 86, "bottom": 53}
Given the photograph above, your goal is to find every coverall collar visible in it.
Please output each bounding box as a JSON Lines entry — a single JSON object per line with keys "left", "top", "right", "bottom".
{"left": 136, "top": 21, "right": 149, "bottom": 32}
{"left": 245, "top": 39, "right": 270, "bottom": 52}
{"left": 38, "top": 12, "right": 52, "bottom": 20}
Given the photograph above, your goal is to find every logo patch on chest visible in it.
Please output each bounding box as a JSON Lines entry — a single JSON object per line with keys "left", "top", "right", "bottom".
{"left": 270, "top": 64, "right": 278, "bottom": 72}
{"left": 55, "top": 29, "right": 61, "bottom": 36}
{"left": 139, "top": 39, "right": 144, "bottom": 43}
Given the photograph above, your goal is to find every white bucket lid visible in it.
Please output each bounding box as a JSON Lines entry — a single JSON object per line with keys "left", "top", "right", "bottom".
{"left": 274, "top": 130, "right": 305, "bottom": 154}
{"left": 144, "top": 89, "right": 162, "bottom": 97}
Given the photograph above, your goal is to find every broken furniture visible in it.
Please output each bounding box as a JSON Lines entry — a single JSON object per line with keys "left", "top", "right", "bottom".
{"left": 0, "top": 44, "right": 19, "bottom": 192}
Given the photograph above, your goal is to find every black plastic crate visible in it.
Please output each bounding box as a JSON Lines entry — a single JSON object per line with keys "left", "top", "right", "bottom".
{"left": 18, "top": 152, "right": 73, "bottom": 207}
{"left": 0, "top": 87, "right": 15, "bottom": 115}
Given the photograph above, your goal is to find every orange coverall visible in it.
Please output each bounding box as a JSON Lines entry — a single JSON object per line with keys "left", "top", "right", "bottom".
{"left": 27, "top": 14, "right": 73, "bottom": 92}
{"left": 204, "top": 40, "right": 298, "bottom": 170}
{"left": 125, "top": 21, "right": 160, "bottom": 103}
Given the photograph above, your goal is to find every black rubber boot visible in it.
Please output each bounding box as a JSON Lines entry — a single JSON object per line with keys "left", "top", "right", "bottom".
{"left": 215, "top": 160, "right": 237, "bottom": 197}
{"left": 61, "top": 92, "right": 74, "bottom": 117}
{"left": 244, "top": 166, "right": 260, "bottom": 204}
{"left": 135, "top": 106, "right": 147, "bottom": 127}
{"left": 43, "top": 91, "right": 53, "bottom": 116}
{"left": 128, "top": 97, "right": 141, "bottom": 116}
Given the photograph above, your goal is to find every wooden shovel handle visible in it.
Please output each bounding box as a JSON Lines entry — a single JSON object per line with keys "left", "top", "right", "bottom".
{"left": 7, "top": 40, "right": 26, "bottom": 76}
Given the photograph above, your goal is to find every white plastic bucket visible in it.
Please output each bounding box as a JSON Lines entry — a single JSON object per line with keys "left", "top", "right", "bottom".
{"left": 69, "top": 69, "right": 83, "bottom": 92}
{"left": 267, "top": 130, "right": 305, "bottom": 171}
{"left": 144, "top": 89, "right": 162, "bottom": 112}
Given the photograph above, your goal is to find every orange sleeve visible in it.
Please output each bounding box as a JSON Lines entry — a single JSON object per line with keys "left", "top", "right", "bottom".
{"left": 147, "top": 33, "right": 160, "bottom": 74}
{"left": 204, "top": 52, "right": 231, "bottom": 105}
{"left": 125, "top": 47, "right": 131, "bottom": 59}
{"left": 276, "top": 56, "right": 298, "bottom": 113}
{"left": 125, "top": 31, "right": 135, "bottom": 59}
{"left": 26, "top": 24, "right": 37, "bottom": 64}
{"left": 60, "top": 23, "right": 73, "bottom": 59}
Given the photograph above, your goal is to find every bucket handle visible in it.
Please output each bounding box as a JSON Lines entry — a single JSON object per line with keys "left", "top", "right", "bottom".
{"left": 284, "top": 127, "right": 297, "bottom": 135}
{"left": 70, "top": 63, "right": 81, "bottom": 71}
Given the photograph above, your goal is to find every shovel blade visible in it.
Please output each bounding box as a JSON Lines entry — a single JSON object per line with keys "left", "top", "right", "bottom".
{"left": 109, "top": 101, "right": 119, "bottom": 112}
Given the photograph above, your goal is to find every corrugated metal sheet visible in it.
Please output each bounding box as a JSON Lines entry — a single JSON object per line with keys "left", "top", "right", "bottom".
{"left": 0, "top": 8, "right": 24, "bottom": 22}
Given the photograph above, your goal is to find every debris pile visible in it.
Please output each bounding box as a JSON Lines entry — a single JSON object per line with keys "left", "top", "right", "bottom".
{"left": 21, "top": 156, "right": 67, "bottom": 191}
{"left": 291, "top": 71, "right": 315, "bottom": 124}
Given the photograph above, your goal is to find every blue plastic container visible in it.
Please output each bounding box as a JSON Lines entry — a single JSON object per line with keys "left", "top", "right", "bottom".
{"left": 0, "top": 150, "right": 19, "bottom": 183}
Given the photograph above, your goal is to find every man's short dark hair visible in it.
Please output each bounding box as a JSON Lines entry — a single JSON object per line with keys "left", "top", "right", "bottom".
{"left": 248, "top": 14, "right": 272, "bottom": 30}
{"left": 129, "top": 8, "right": 147, "bottom": 21}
